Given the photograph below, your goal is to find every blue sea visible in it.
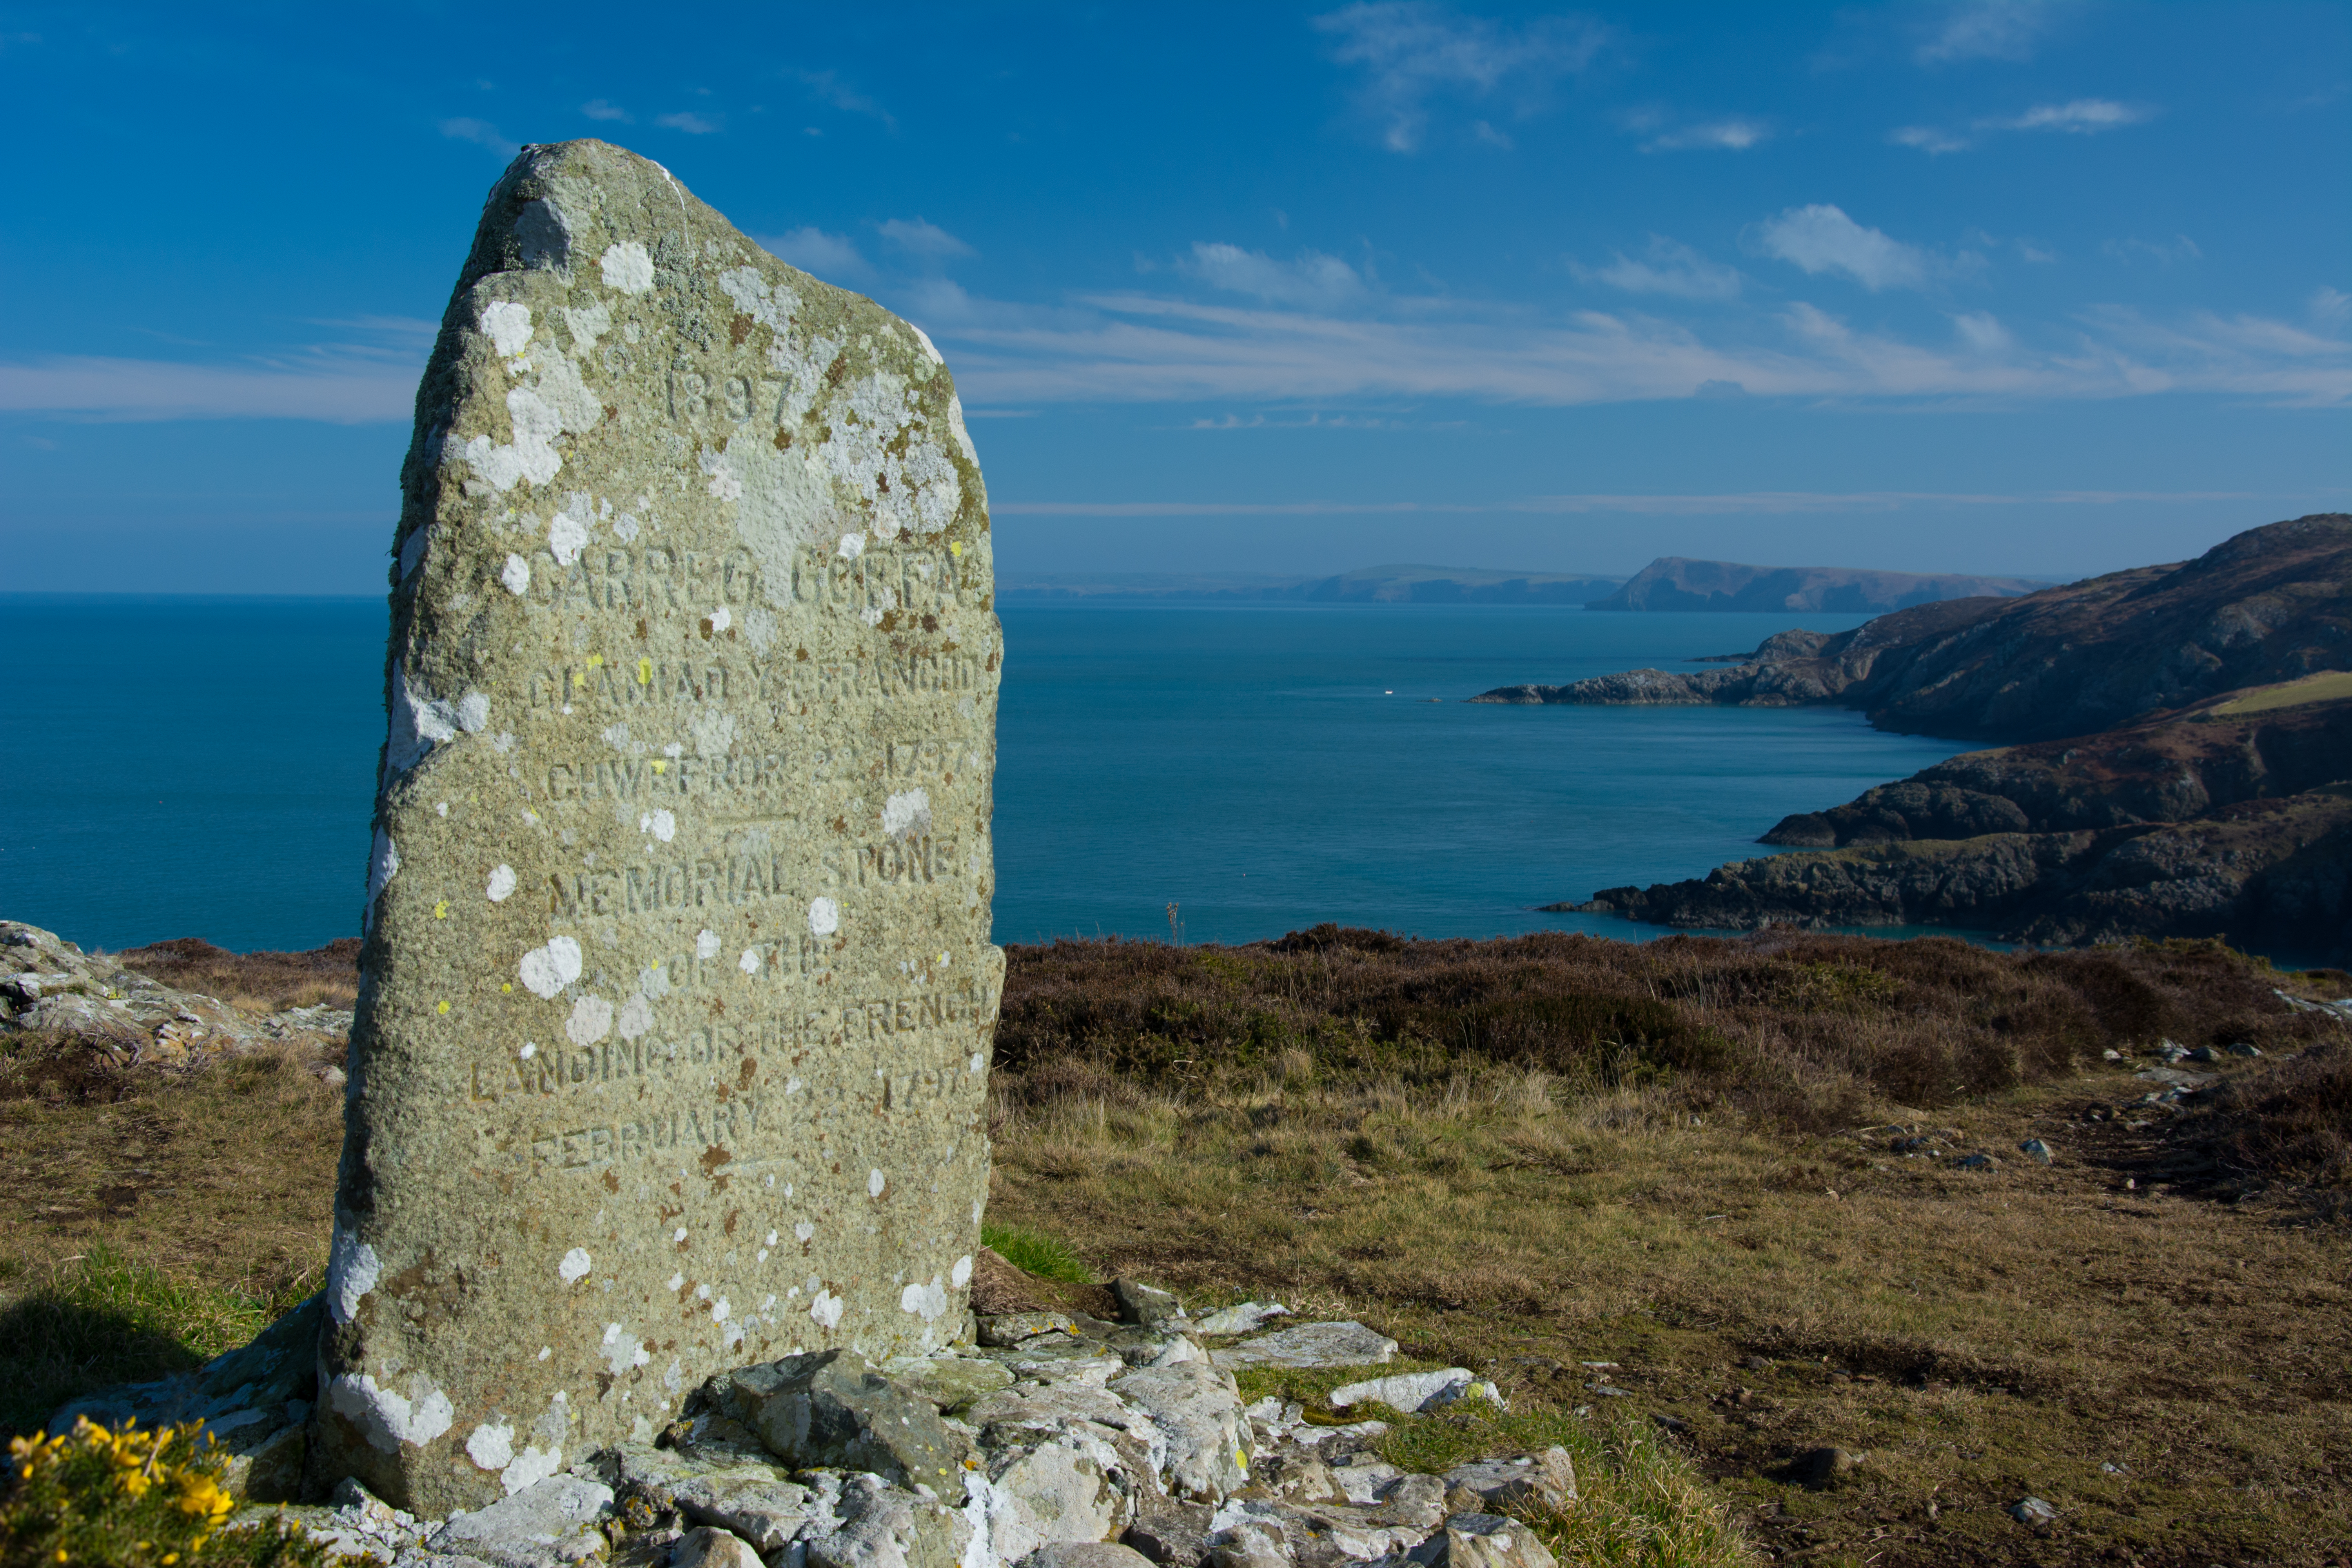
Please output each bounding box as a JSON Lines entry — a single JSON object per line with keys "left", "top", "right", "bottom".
{"left": 0, "top": 594, "right": 1970, "bottom": 955}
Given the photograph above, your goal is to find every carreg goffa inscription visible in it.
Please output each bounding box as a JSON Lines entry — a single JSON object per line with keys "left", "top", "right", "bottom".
{"left": 313, "top": 140, "right": 1002, "bottom": 1515}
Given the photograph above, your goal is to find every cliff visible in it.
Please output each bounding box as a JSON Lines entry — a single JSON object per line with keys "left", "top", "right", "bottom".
{"left": 1585, "top": 555, "right": 2044, "bottom": 612}
{"left": 1481, "top": 514, "right": 2352, "bottom": 746}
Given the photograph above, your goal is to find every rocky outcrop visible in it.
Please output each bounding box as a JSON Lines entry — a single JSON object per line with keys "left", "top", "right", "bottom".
{"left": 1584, "top": 557, "right": 2042, "bottom": 613}
{"left": 1481, "top": 515, "right": 2352, "bottom": 745}
{"left": 1763, "top": 687, "right": 2352, "bottom": 847}
{"left": 66, "top": 1277, "right": 1551, "bottom": 1568}
{"left": 1575, "top": 787, "right": 2352, "bottom": 954}
{"left": 1, "top": 919, "right": 352, "bottom": 1064}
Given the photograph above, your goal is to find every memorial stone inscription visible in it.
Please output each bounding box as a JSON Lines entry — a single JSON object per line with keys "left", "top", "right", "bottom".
{"left": 312, "top": 140, "right": 1003, "bottom": 1513}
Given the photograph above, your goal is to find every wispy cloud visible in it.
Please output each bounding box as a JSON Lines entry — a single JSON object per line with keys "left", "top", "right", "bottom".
{"left": 581, "top": 99, "right": 632, "bottom": 123}
{"left": 1889, "top": 125, "right": 1972, "bottom": 154}
{"left": 1572, "top": 237, "right": 1742, "bottom": 301}
{"left": 993, "top": 489, "right": 2299, "bottom": 517}
{"left": 1180, "top": 244, "right": 1369, "bottom": 309}
{"left": 757, "top": 227, "right": 873, "bottom": 285}
{"left": 1753, "top": 205, "right": 1933, "bottom": 292}
{"left": 1894, "top": 97, "right": 2153, "bottom": 153}
{"left": 878, "top": 217, "right": 975, "bottom": 260}
{"left": 0, "top": 353, "right": 416, "bottom": 423}
{"left": 1313, "top": 1, "right": 1608, "bottom": 152}
{"left": 1915, "top": 0, "right": 2060, "bottom": 64}
{"left": 1992, "top": 98, "right": 2149, "bottom": 133}
{"left": 2314, "top": 288, "right": 2352, "bottom": 327}
{"left": 1641, "top": 117, "right": 1771, "bottom": 152}
{"left": 439, "top": 117, "right": 518, "bottom": 158}
{"left": 655, "top": 111, "right": 720, "bottom": 134}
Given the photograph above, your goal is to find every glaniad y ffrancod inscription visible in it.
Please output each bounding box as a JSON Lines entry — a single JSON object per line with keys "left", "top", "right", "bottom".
{"left": 313, "top": 140, "right": 1002, "bottom": 1514}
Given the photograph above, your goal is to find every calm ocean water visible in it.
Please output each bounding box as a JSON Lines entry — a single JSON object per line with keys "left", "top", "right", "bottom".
{"left": 0, "top": 594, "right": 1969, "bottom": 954}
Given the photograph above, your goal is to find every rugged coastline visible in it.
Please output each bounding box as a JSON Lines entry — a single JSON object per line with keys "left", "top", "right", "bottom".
{"left": 1519, "top": 517, "right": 2352, "bottom": 953}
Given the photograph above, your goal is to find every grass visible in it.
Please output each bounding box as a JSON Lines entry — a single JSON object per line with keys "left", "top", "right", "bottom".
{"left": 985, "top": 930, "right": 2352, "bottom": 1567}
{"left": 2205, "top": 669, "right": 2352, "bottom": 717}
{"left": 980, "top": 1221, "right": 1099, "bottom": 1283}
{"left": 0, "top": 1021, "right": 342, "bottom": 1440}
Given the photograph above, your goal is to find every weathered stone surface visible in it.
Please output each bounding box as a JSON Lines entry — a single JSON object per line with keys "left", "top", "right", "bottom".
{"left": 673, "top": 1526, "right": 766, "bottom": 1568}
{"left": 1207, "top": 1323, "right": 1395, "bottom": 1371}
{"left": 1438, "top": 1450, "right": 1575, "bottom": 1513}
{"left": 982, "top": 1313, "right": 1082, "bottom": 1347}
{"left": 1122, "top": 1503, "right": 1216, "bottom": 1568}
{"left": 802, "top": 1472, "right": 974, "bottom": 1568}
{"left": 1327, "top": 1370, "right": 1470, "bottom": 1415}
{"left": 884, "top": 1348, "right": 1017, "bottom": 1413}
{"left": 1111, "top": 1282, "right": 1186, "bottom": 1330}
{"left": 693, "top": 1350, "right": 975, "bottom": 1503}
{"left": 595, "top": 1443, "right": 812, "bottom": 1551}
{"left": 1026, "top": 1544, "right": 1157, "bottom": 1568}
{"left": 1405, "top": 1513, "right": 1556, "bottom": 1568}
{"left": 1107, "top": 1366, "right": 1251, "bottom": 1502}
{"left": 309, "top": 138, "right": 1002, "bottom": 1514}
{"left": 428, "top": 1475, "right": 614, "bottom": 1568}
{"left": 0, "top": 920, "right": 345, "bottom": 1062}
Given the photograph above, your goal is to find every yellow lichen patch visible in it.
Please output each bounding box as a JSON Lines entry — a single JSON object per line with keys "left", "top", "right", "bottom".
{"left": 636, "top": 657, "right": 653, "bottom": 686}
{"left": 434, "top": 901, "right": 450, "bottom": 920}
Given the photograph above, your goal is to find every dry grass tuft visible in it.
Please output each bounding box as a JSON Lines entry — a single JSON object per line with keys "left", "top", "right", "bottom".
{"left": 105, "top": 936, "right": 360, "bottom": 1014}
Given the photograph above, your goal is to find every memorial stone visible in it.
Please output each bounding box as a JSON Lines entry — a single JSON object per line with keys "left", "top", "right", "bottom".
{"left": 311, "top": 140, "right": 1003, "bottom": 1514}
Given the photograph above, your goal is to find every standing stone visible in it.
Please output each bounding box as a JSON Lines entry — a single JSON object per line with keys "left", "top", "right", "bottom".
{"left": 310, "top": 140, "right": 1002, "bottom": 1514}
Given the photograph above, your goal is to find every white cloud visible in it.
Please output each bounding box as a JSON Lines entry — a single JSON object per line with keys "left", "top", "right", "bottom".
{"left": 1573, "top": 237, "right": 1742, "bottom": 301}
{"left": 1992, "top": 98, "right": 2149, "bottom": 133}
{"left": 2314, "top": 287, "right": 2352, "bottom": 327}
{"left": 1754, "top": 205, "right": 1931, "bottom": 291}
{"left": 1313, "top": 1, "right": 1608, "bottom": 152}
{"left": 878, "top": 217, "right": 975, "bottom": 260}
{"left": 1889, "top": 125, "right": 1972, "bottom": 154}
{"left": 759, "top": 227, "right": 872, "bottom": 284}
{"left": 1180, "top": 244, "right": 1368, "bottom": 309}
{"left": 439, "top": 118, "right": 518, "bottom": 158}
{"left": 0, "top": 352, "right": 416, "bottom": 423}
{"left": 581, "top": 99, "right": 632, "bottom": 123}
{"left": 1642, "top": 118, "right": 1771, "bottom": 152}
{"left": 1916, "top": 0, "right": 2058, "bottom": 64}
{"left": 655, "top": 111, "right": 720, "bottom": 134}
{"left": 1952, "top": 311, "right": 2012, "bottom": 352}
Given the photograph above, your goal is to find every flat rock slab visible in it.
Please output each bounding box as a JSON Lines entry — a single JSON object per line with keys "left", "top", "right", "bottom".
{"left": 1440, "top": 1449, "right": 1576, "bottom": 1512}
{"left": 309, "top": 137, "right": 1003, "bottom": 1515}
{"left": 694, "top": 1350, "right": 974, "bottom": 1504}
{"left": 1328, "top": 1370, "right": 1470, "bottom": 1415}
{"left": 430, "top": 1475, "right": 614, "bottom": 1568}
{"left": 1208, "top": 1323, "right": 1397, "bottom": 1370}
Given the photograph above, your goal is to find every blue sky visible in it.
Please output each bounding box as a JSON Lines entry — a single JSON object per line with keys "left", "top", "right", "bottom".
{"left": 1, "top": 0, "right": 2345, "bottom": 592}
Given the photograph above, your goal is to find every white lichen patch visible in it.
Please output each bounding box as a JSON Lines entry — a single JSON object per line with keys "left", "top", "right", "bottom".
{"left": 328, "top": 1227, "right": 382, "bottom": 1325}
{"left": 900, "top": 1276, "right": 948, "bottom": 1321}
{"left": 566, "top": 995, "right": 613, "bottom": 1046}
{"left": 482, "top": 301, "right": 534, "bottom": 358}
{"left": 601, "top": 241, "right": 655, "bottom": 294}
{"left": 809, "top": 1289, "right": 844, "bottom": 1330}
{"left": 868, "top": 1168, "right": 887, "bottom": 1198}
{"left": 952, "top": 1255, "right": 974, "bottom": 1288}
{"left": 519, "top": 936, "right": 584, "bottom": 999}
{"left": 616, "top": 992, "right": 653, "bottom": 1040}
{"left": 465, "top": 1421, "right": 515, "bottom": 1472}
{"left": 487, "top": 864, "right": 518, "bottom": 903}
{"left": 548, "top": 511, "right": 589, "bottom": 565}
{"left": 695, "top": 929, "right": 721, "bottom": 960}
{"left": 808, "top": 897, "right": 839, "bottom": 936}
{"left": 326, "top": 1371, "right": 454, "bottom": 1454}
{"left": 882, "top": 789, "right": 933, "bottom": 842}
{"left": 501, "top": 553, "right": 531, "bottom": 595}
{"left": 690, "top": 708, "right": 736, "bottom": 758}
{"left": 559, "top": 1247, "right": 593, "bottom": 1283}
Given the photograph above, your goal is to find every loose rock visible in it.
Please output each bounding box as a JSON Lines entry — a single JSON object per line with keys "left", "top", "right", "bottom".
{"left": 1438, "top": 1450, "right": 1576, "bottom": 1512}
{"left": 1207, "top": 1323, "right": 1397, "bottom": 1370}
{"left": 671, "top": 1526, "right": 764, "bottom": 1568}
{"left": 428, "top": 1475, "right": 615, "bottom": 1568}
{"left": 692, "top": 1350, "right": 975, "bottom": 1505}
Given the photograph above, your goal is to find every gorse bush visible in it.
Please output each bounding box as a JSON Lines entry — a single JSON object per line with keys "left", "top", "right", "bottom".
{"left": 0, "top": 1419, "right": 328, "bottom": 1567}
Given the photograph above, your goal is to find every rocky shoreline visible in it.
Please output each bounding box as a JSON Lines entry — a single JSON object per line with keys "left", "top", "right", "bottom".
{"left": 1514, "top": 517, "right": 2352, "bottom": 955}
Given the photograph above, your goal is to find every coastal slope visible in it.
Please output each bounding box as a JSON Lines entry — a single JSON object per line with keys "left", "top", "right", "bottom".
{"left": 1584, "top": 555, "right": 2043, "bottom": 612}
{"left": 1568, "top": 680, "right": 2352, "bottom": 955}
{"left": 1481, "top": 514, "right": 2352, "bottom": 745}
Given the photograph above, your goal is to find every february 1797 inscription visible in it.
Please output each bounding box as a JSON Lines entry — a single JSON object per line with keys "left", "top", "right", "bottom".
{"left": 312, "top": 140, "right": 1003, "bottom": 1513}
